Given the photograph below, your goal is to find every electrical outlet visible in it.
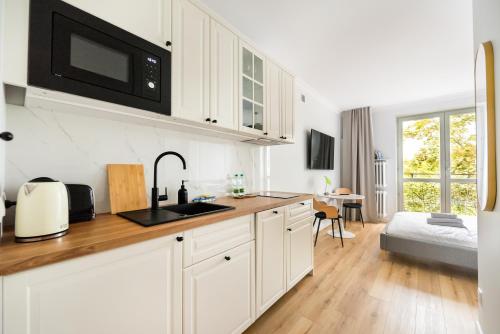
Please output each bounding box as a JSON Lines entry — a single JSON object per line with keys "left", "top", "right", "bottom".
{"left": 478, "top": 287, "right": 483, "bottom": 307}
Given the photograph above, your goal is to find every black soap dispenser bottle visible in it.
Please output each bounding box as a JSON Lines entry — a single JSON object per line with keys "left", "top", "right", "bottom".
{"left": 178, "top": 180, "right": 188, "bottom": 204}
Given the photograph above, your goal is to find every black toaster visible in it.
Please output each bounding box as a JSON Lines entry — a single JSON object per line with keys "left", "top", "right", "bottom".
{"left": 66, "top": 184, "right": 96, "bottom": 223}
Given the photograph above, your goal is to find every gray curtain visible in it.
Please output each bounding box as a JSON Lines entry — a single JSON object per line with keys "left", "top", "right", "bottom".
{"left": 341, "top": 107, "right": 377, "bottom": 221}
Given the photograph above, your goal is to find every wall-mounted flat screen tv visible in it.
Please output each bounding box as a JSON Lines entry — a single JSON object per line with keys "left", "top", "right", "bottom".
{"left": 309, "top": 129, "right": 335, "bottom": 170}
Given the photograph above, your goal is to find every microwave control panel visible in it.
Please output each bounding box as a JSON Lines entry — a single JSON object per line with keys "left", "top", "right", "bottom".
{"left": 142, "top": 54, "right": 161, "bottom": 101}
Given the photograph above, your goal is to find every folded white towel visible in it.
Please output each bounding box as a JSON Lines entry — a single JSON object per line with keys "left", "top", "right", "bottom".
{"left": 428, "top": 222, "right": 466, "bottom": 228}
{"left": 427, "top": 217, "right": 463, "bottom": 224}
{"left": 431, "top": 212, "right": 457, "bottom": 219}
{"left": 427, "top": 217, "right": 465, "bottom": 228}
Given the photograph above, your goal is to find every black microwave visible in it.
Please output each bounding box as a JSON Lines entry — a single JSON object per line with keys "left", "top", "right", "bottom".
{"left": 28, "top": 0, "right": 171, "bottom": 115}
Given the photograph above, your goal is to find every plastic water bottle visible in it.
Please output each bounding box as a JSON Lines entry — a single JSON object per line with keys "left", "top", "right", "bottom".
{"left": 239, "top": 173, "right": 246, "bottom": 196}
{"left": 232, "top": 174, "right": 239, "bottom": 197}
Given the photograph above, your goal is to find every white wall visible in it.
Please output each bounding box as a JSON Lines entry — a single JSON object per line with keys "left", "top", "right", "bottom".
{"left": 5, "top": 104, "right": 259, "bottom": 216}
{"left": 371, "top": 92, "right": 474, "bottom": 219}
{"left": 268, "top": 80, "right": 341, "bottom": 194}
{"left": 4, "top": 80, "right": 339, "bottom": 222}
{"left": 473, "top": 0, "right": 500, "bottom": 333}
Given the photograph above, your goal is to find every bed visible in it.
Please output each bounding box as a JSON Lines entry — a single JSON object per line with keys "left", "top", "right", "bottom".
{"left": 380, "top": 212, "right": 477, "bottom": 270}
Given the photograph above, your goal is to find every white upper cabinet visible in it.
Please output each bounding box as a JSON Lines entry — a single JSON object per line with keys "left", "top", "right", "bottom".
{"left": 63, "top": 0, "right": 171, "bottom": 48}
{"left": 265, "top": 60, "right": 282, "bottom": 140}
{"left": 256, "top": 207, "right": 286, "bottom": 317}
{"left": 172, "top": 0, "right": 210, "bottom": 123}
{"left": 281, "top": 70, "right": 295, "bottom": 143}
{"left": 3, "top": 235, "right": 183, "bottom": 334}
{"left": 209, "top": 20, "right": 239, "bottom": 130}
{"left": 239, "top": 41, "right": 266, "bottom": 135}
{"left": 265, "top": 61, "right": 295, "bottom": 142}
{"left": 2, "top": 0, "right": 29, "bottom": 87}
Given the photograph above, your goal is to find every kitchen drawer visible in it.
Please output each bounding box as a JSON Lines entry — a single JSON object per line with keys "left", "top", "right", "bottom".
{"left": 286, "top": 200, "right": 313, "bottom": 226}
{"left": 256, "top": 205, "right": 286, "bottom": 221}
{"left": 183, "top": 214, "right": 254, "bottom": 267}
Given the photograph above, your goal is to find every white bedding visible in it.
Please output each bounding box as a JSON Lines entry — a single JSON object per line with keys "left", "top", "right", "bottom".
{"left": 386, "top": 212, "right": 477, "bottom": 250}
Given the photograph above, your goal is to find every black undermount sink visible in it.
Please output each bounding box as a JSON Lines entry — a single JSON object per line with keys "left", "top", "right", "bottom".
{"left": 118, "top": 202, "right": 235, "bottom": 227}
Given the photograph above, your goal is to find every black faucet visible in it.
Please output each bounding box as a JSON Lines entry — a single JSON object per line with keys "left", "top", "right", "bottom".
{"left": 151, "top": 151, "right": 187, "bottom": 210}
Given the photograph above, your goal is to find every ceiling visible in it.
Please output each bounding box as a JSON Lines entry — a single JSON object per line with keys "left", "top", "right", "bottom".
{"left": 199, "top": 0, "right": 474, "bottom": 110}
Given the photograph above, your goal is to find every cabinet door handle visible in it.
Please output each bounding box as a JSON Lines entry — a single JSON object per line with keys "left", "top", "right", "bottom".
{"left": 166, "top": 41, "right": 172, "bottom": 47}
{"left": 212, "top": 119, "right": 218, "bottom": 124}
{"left": 300, "top": 202, "right": 305, "bottom": 205}
{"left": 287, "top": 228, "right": 292, "bottom": 231}
{"left": 263, "top": 132, "right": 268, "bottom": 136}
{"left": 272, "top": 210, "right": 278, "bottom": 214}
{"left": 176, "top": 236, "right": 183, "bottom": 242}
{"left": 205, "top": 118, "right": 211, "bottom": 122}
{"left": 0, "top": 131, "right": 13, "bottom": 141}
{"left": 225, "top": 256, "right": 231, "bottom": 261}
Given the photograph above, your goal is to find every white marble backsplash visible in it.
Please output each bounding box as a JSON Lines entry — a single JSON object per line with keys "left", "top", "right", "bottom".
{"left": 5, "top": 104, "right": 262, "bottom": 219}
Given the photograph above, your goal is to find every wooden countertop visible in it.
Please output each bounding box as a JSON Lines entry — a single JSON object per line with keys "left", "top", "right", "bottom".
{"left": 0, "top": 194, "right": 312, "bottom": 276}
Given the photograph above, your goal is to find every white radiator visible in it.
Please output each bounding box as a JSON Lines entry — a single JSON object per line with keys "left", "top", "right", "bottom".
{"left": 375, "top": 160, "right": 388, "bottom": 219}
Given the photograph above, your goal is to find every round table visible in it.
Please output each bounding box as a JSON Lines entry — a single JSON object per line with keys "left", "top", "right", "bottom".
{"left": 317, "top": 193, "right": 365, "bottom": 239}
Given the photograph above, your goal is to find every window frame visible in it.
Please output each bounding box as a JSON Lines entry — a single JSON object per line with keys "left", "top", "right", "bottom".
{"left": 397, "top": 107, "right": 476, "bottom": 213}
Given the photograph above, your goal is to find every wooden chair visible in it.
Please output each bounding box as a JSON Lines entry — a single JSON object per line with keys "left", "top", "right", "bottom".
{"left": 335, "top": 188, "right": 364, "bottom": 228}
{"left": 312, "top": 198, "right": 344, "bottom": 247}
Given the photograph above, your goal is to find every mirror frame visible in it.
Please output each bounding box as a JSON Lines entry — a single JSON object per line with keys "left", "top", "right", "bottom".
{"left": 475, "top": 41, "right": 496, "bottom": 211}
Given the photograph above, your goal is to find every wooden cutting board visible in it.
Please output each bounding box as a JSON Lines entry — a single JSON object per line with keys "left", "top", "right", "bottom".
{"left": 107, "top": 164, "right": 148, "bottom": 214}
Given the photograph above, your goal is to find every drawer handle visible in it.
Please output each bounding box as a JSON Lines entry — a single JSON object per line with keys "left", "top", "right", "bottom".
{"left": 176, "top": 236, "right": 184, "bottom": 242}
{"left": 300, "top": 202, "right": 306, "bottom": 205}
{"left": 287, "top": 228, "right": 292, "bottom": 232}
{"left": 273, "top": 210, "right": 278, "bottom": 214}
{"left": 225, "top": 256, "right": 231, "bottom": 261}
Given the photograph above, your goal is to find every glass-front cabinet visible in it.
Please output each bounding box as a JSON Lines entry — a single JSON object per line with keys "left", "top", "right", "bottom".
{"left": 239, "top": 42, "right": 266, "bottom": 134}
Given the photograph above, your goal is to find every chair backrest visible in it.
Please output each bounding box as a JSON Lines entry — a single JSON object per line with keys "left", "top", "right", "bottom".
{"left": 313, "top": 197, "right": 339, "bottom": 219}
{"left": 313, "top": 197, "right": 325, "bottom": 211}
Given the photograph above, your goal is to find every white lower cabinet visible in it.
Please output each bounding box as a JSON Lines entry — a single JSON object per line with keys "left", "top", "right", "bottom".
{"left": 183, "top": 241, "right": 255, "bottom": 334}
{"left": 286, "top": 216, "right": 314, "bottom": 290}
{"left": 3, "top": 235, "right": 183, "bottom": 334}
{"left": 255, "top": 207, "right": 286, "bottom": 317}
{"left": 0, "top": 201, "right": 313, "bottom": 334}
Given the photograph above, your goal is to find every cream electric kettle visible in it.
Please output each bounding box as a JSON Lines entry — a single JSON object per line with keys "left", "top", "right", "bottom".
{"left": 15, "top": 177, "right": 69, "bottom": 242}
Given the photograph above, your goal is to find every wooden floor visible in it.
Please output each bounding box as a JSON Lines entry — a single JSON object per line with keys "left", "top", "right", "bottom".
{"left": 244, "top": 222, "right": 478, "bottom": 334}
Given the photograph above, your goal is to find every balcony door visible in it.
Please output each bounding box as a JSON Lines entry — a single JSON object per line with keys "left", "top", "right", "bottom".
{"left": 397, "top": 108, "right": 477, "bottom": 215}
